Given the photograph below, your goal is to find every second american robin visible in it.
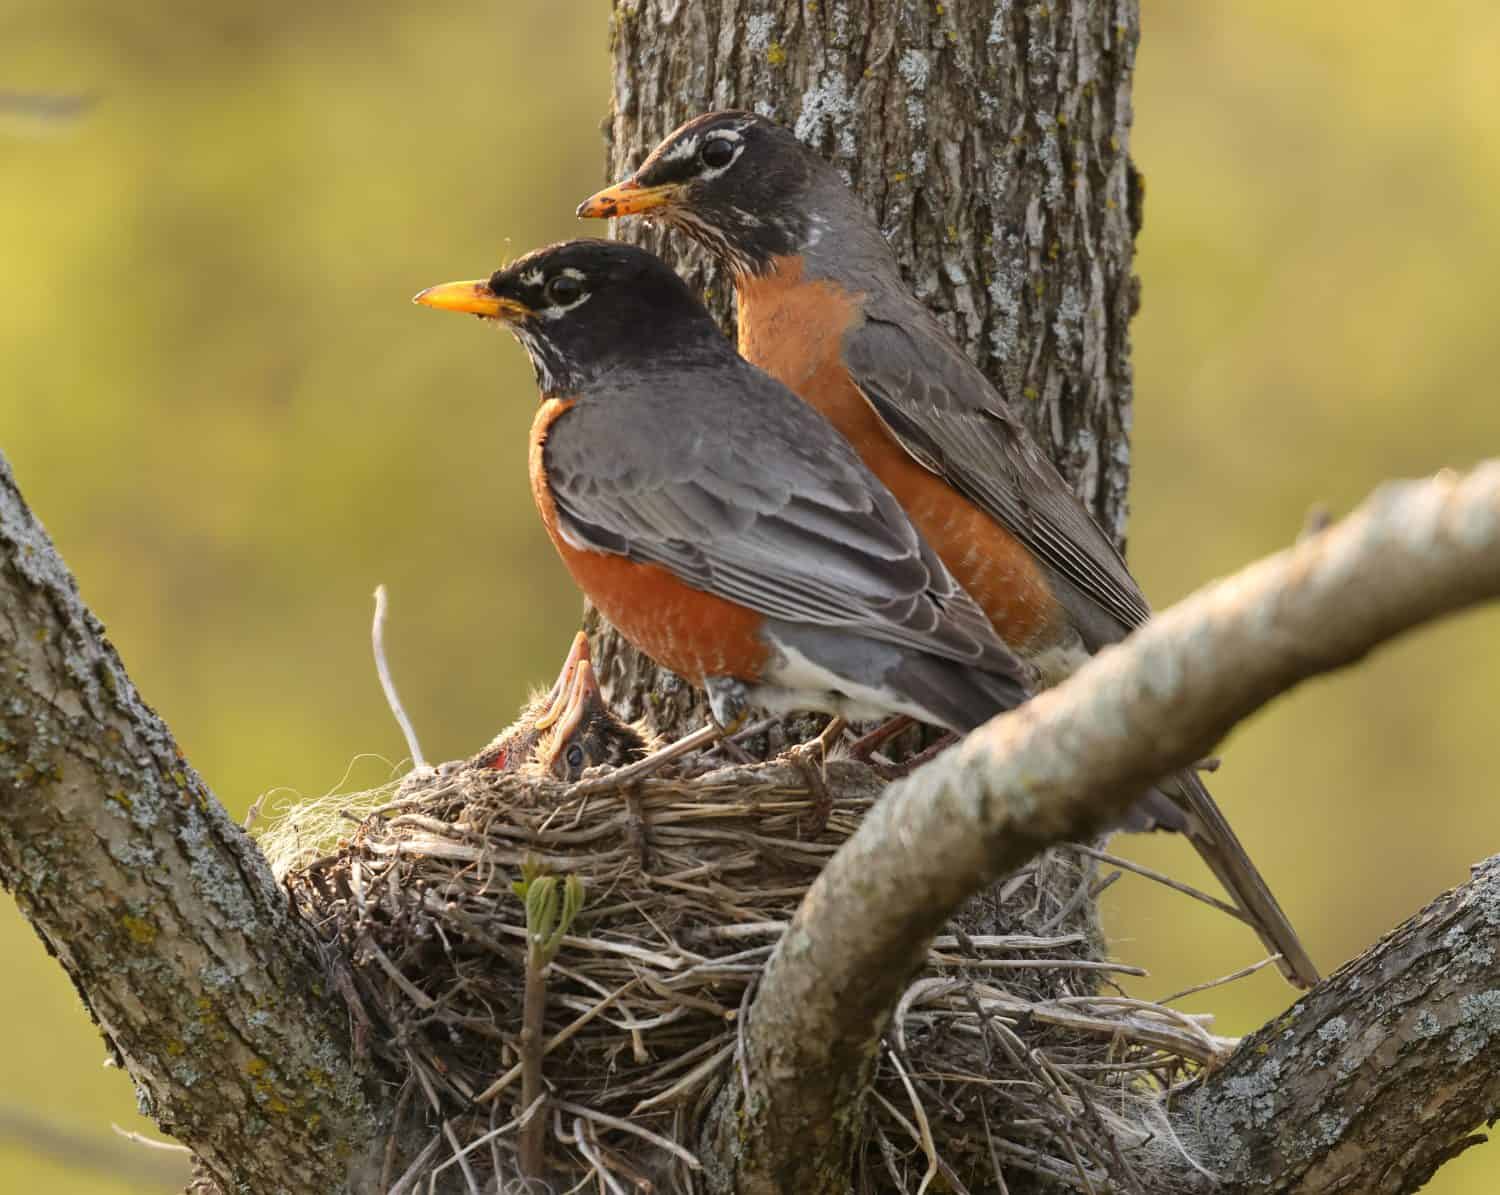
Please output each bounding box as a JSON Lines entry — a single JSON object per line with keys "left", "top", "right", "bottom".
{"left": 467, "top": 631, "right": 653, "bottom": 781}
{"left": 415, "top": 239, "right": 1032, "bottom": 755}
{"left": 577, "top": 112, "right": 1318, "bottom": 988}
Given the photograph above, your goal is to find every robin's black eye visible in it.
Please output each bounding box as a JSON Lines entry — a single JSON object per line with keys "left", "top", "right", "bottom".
{"left": 565, "top": 743, "right": 585, "bottom": 771}
{"left": 545, "top": 274, "right": 584, "bottom": 306}
{"left": 700, "top": 137, "right": 736, "bottom": 170}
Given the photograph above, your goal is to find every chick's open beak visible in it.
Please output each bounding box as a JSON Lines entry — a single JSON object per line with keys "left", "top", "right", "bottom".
{"left": 576, "top": 178, "right": 680, "bottom": 220}
{"left": 552, "top": 659, "right": 604, "bottom": 750}
{"left": 539, "top": 658, "right": 607, "bottom": 780}
{"left": 533, "top": 632, "right": 592, "bottom": 732}
{"left": 412, "top": 280, "right": 532, "bottom": 320}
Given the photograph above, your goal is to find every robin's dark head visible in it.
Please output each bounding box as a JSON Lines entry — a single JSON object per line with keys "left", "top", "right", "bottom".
{"left": 576, "top": 112, "right": 833, "bottom": 277}
{"left": 414, "top": 239, "right": 724, "bottom": 396}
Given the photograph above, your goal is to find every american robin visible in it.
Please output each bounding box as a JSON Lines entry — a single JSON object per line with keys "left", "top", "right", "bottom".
{"left": 577, "top": 113, "right": 1318, "bottom": 989}
{"left": 415, "top": 239, "right": 1031, "bottom": 755}
{"left": 467, "top": 632, "right": 653, "bottom": 781}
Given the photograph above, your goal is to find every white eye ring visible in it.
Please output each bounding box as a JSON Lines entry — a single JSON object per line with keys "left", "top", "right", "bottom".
{"left": 544, "top": 274, "right": 584, "bottom": 306}
{"left": 699, "top": 136, "right": 737, "bottom": 170}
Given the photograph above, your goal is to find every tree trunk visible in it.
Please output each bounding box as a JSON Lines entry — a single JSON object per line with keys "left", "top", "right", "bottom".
{"left": 595, "top": 0, "right": 1141, "bottom": 737}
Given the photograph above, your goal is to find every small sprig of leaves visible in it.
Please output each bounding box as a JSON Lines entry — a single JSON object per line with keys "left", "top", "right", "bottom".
{"left": 513, "top": 857, "right": 585, "bottom": 965}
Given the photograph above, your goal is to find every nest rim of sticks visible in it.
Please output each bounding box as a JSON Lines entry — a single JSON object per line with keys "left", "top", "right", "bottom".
{"left": 265, "top": 750, "right": 1247, "bottom": 1195}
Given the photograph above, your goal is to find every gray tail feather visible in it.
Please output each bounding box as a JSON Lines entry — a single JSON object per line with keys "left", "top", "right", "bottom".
{"left": 1132, "top": 773, "right": 1319, "bottom": 990}
{"left": 894, "top": 658, "right": 1030, "bottom": 734}
{"left": 899, "top": 659, "right": 1317, "bottom": 988}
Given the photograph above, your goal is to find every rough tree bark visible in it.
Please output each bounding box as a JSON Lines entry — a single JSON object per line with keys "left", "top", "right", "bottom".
{"left": 1185, "top": 852, "right": 1500, "bottom": 1193}
{"left": 0, "top": 456, "right": 385, "bottom": 1193}
{"left": 593, "top": 0, "right": 1141, "bottom": 737}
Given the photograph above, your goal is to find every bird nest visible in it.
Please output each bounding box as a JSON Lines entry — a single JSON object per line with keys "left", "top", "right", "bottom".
{"left": 264, "top": 751, "right": 1236, "bottom": 1194}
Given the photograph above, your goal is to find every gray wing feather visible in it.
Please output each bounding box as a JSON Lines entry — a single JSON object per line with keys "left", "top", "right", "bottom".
{"left": 844, "top": 310, "right": 1154, "bottom": 637}
{"left": 544, "top": 363, "right": 1024, "bottom": 680}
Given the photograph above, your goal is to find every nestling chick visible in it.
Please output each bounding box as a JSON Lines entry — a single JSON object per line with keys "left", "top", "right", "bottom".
{"left": 466, "top": 632, "right": 655, "bottom": 781}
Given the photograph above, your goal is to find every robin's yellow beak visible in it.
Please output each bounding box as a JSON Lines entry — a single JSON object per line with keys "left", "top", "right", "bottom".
{"left": 576, "top": 178, "right": 680, "bottom": 220}
{"left": 412, "top": 280, "right": 533, "bottom": 321}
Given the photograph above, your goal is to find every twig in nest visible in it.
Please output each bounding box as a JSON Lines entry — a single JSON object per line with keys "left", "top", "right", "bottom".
{"left": 386, "top": 1132, "right": 441, "bottom": 1195}
{"left": 1039, "top": 865, "right": 1121, "bottom": 933}
{"left": 566, "top": 721, "right": 723, "bottom": 795}
{"left": 571, "top": 1117, "right": 630, "bottom": 1195}
{"left": 475, "top": 978, "right": 644, "bottom": 1106}
{"left": 999, "top": 1022, "right": 1099, "bottom": 1195}
{"left": 379, "top": 1079, "right": 414, "bottom": 1192}
{"left": 372, "top": 584, "right": 427, "bottom": 769}
{"left": 886, "top": 1046, "right": 940, "bottom": 1195}
{"left": 846, "top": 714, "right": 913, "bottom": 759}
{"left": 1156, "top": 953, "right": 1282, "bottom": 1005}
{"left": 519, "top": 945, "right": 549, "bottom": 1177}
{"left": 631, "top": 1041, "right": 734, "bottom": 1113}
{"left": 870, "top": 1088, "right": 972, "bottom": 1195}
{"left": 430, "top": 1095, "right": 536, "bottom": 1185}
{"left": 241, "top": 790, "right": 267, "bottom": 831}
{"left": 552, "top": 1099, "right": 702, "bottom": 1171}
{"left": 1067, "top": 843, "right": 1251, "bottom": 924}
{"left": 442, "top": 1118, "right": 483, "bottom": 1194}
{"left": 623, "top": 785, "right": 652, "bottom": 870}
{"left": 367, "top": 940, "right": 435, "bottom": 1010}
{"left": 1070, "top": 1069, "right": 1147, "bottom": 1195}
{"left": 979, "top": 1102, "right": 1011, "bottom": 1195}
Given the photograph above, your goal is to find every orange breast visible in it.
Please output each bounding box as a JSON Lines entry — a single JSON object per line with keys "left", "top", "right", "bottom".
{"left": 529, "top": 399, "right": 771, "bottom": 683}
{"left": 738, "top": 258, "right": 1065, "bottom": 655}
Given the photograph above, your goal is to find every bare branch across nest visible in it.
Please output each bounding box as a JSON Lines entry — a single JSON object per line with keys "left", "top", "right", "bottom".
{"left": 268, "top": 756, "right": 1238, "bottom": 1193}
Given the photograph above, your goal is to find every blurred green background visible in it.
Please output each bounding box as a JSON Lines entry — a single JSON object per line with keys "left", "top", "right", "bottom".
{"left": 1, "top": 1, "right": 1496, "bottom": 1190}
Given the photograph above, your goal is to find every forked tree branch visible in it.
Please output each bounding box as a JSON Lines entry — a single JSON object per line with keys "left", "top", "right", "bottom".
{"left": 706, "top": 462, "right": 1500, "bottom": 1195}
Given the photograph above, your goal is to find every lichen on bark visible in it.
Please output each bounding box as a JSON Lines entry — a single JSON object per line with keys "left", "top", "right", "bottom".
{"left": 1182, "top": 853, "right": 1500, "bottom": 1193}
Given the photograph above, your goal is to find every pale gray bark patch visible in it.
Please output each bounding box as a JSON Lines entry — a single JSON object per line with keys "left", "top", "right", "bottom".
{"left": 1179, "top": 854, "right": 1500, "bottom": 1193}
